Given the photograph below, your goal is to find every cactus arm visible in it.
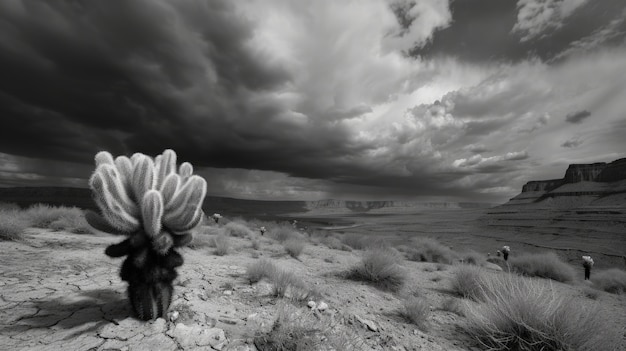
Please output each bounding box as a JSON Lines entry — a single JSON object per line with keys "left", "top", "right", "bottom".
{"left": 171, "top": 232, "right": 193, "bottom": 247}
{"left": 105, "top": 239, "right": 132, "bottom": 257}
{"left": 95, "top": 151, "right": 115, "bottom": 167}
{"left": 163, "top": 175, "right": 207, "bottom": 231}
{"left": 131, "top": 155, "right": 156, "bottom": 203}
{"left": 141, "top": 190, "right": 164, "bottom": 239}
{"left": 89, "top": 171, "right": 140, "bottom": 233}
{"left": 179, "top": 162, "right": 193, "bottom": 180}
{"left": 156, "top": 149, "right": 177, "bottom": 189}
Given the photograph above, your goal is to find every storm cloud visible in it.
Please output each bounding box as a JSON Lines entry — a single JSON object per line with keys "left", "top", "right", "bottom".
{"left": 0, "top": 0, "right": 625, "bottom": 202}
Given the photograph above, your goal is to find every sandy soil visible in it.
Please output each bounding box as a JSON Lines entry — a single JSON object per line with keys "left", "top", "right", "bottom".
{"left": 1, "top": 227, "right": 625, "bottom": 351}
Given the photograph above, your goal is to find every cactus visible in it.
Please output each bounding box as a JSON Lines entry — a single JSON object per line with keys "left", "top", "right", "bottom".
{"left": 86, "top": 149, "right": 207, "bottom": 320}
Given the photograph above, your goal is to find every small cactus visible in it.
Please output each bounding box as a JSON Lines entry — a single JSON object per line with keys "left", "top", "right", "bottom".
{"left": 86, "top": 149, "right": 206, "bottom": 320}
{"left": 582, "top": 255, "right": 594, "bottom": 280}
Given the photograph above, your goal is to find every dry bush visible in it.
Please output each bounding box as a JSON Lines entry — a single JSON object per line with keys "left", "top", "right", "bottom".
{"left": 48, "top": 210, "right": 91, "bottom": 234}
{"left": 508, "top": 252, "right": 575, "bottom": 282}
{"left": 450, "top": 265, "right": 486, "bottom": 300}
{"left": 269, "top": 224, "right": 302, "bottom": 243}
{"left": 341, "top": 233, "right": 369, "bottom": 250}
{"left": 440, "top": 297, "right": 464, "bottom": 316}
{"left": 321, "top": 236, "right": 343, "bottom": 250}
{"left": 400, "top": 297, "right": 430, "bottom": 330}
{"left": 591, "top": 268, "right": 626, "bottom": 294}
{"left": 254, "top": 304, "right": 364, "bottom": 351}
{"left": 283, "top": 238, "right": 305, "bottom": 258}
{"left": 347, "top": 247, "right": 407, "bottom": 292}
{"left": 459, "top": 250, "right": 486, "bottom": 266}
{"left": 223, "top": 221, "right": 254, "bottom": 238}
{"left": 251, "top": 238, "right": 260, "bottom": 250}
{"left": 406, "top": 237, "right": 456, "bottom": 264}
{"left": 246, "top": 258, "right": 278, "bottom": 284}
{"left": 0, "top": 209, "right": 29, "bottom": 241}
{"left": 463, "top": 273, "right": 621, "bottom": 351}
{"left": 188, "top": 233, "right": 216, "bottom": 249}
{"left": 214, "top": 234, "right": 230, "bottom": 256}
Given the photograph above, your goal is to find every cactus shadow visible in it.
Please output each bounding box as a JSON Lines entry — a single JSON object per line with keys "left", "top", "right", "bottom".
{"left": 1, "top": 288, "right": 131, "bottom": 339}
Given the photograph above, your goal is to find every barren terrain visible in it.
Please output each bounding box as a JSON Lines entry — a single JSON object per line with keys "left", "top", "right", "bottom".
{"left": 1, "top": 214, "right": 625, "bottom": 350}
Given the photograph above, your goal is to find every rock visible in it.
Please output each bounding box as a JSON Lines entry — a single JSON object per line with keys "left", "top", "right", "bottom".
{"left": 224, "top": 290, "right": 233, "bottom": 296}
{"left": 169, "top": 310, "right": 180, "bottom": 322}
{"left": 316, "top": 301, "right": 328, "bottom": 311}
{"left": 307, "top": 301, "right": 317, "bottom": 309}
{"left": 167, "top": 323, "right": 228, "bottom": 350}
{"left": 354, "top": 315, "right": 378, "bottom": 332}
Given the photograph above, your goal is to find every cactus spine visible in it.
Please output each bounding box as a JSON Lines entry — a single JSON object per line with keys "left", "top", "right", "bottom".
{"left": 87, "top": 149, "right": 207, "bottom": 320}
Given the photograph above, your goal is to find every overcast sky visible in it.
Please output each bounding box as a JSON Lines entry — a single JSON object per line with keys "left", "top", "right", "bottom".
{"left": 0, "top": 0, "right": 625, "bottom": 202}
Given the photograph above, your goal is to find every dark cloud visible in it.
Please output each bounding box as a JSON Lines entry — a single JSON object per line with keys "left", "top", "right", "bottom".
{"left": 565, "top": 110, "right": 591, "bottom": 124}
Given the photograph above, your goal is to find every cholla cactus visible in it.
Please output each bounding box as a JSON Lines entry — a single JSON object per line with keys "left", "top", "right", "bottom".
{"left": 86, "top": 149, "right": 207, "bottom": 320}
{"left": 582, "top": 255, "right": 594, "bottom": 280}
{"left": 502, "top": 245, "right": 511, "bottom": 261}
{"left": 259, "top": 226, "right": 266, "bottom": 235}
{"left": 211, "top": 213, "right": 222, "bottom": 224}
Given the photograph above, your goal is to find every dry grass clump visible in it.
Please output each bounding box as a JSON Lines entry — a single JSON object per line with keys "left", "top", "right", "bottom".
{"left": 581, "top": 286, "right": 600, "bottom": 300}
{"left": 0, "top": 202, "right": 20, "bottom": 211}
{"left": 450, "top": 265, "right": 486, "bottom": 300}
{"left": 406, "top": 237, "right": 456, "bottom": 264}
{"left": 347, "top": 247, "right": 407, "bottom": 292}
{"left": 187, "top": 233, "right": 215, "bottom": 249}
{"left": 254, "top": 304, "right": 364, "bottom": 351}
{"left": 283, "top": 238, "right": 305, "bottom": 258}
{"left": 223, "top": 221, "right": 254, "bottom": 238}
{"left": 440, "top": 297, "right": 464, "bottom": 316}
{"left": 591, "top": 268, "right": 626, "bottom": 294}
{"left": 508, "top": 252, "right": 575, "bottom": 282}
{"left": 213, "top": 234, "right": 230, "bottom": 256}
{"left": 246, "top": 258, "right": 278, "bottom": 284}
{"left": 341, "top": 233, "right": 369, "bottom": 250}
{"left": 463, "top": 273, "right": 621, "bottom": 351}
{"left": 0, "top": 208, "right": 29, "bottom": 241}
{"left": 399, "top": 297, "right": 430, "bottom": 330}
{"left": 269, "top": 225, "right": 303, "bottom": 243}
{"left": 459, "top": 250, "right": 486, "bottom": 266}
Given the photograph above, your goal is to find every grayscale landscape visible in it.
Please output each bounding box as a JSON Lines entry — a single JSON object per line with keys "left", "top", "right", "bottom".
{"left": 1, "top": 1, "right": 625, "bottom": 350}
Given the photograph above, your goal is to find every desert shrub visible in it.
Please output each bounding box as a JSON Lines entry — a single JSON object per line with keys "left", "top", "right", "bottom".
{"left": 321, "top": 236, "right": 344, "bottom": 250}
{"left": 591, "top": 268, "right": 626, "bottom": 294}
{"left": 254, "top": 304, "right": 364, "bottom": 351}
{"left": 341, "top": 233, "right": 369, "bottom": 250}
{"left": 214, "top": 234, "right": 230, "bottom": 256}
{"left": 508, "top": 252, "right": 575, "bottom": 282}
{"left": 22, "top": 204, "right": 66, "bottom": 228}
{"left": 440, "top": 297, "right": 464, "bottom": 316}
{"left": 435, "top": 264, "right": 447, "bottom": 271}
{"left": 47, "top": 208, "right": 91, "bottom": 234}
{"left": 450, "top": 265, "right": 486, "bottom": 300}
{"left": 223, "top": 221, "right": 254, "bottom": 238}
{"left": 406, "top": 238, "right": 456, "bottom": 264}
{"left": 269, "top": 224, "right": 302, "bottom": 243}
{"left": 459, "top": 250, "right": 486, "bottom": 266}
{"left": 0, "top": 209, "right": 29, "bottom": 241}
{"left": 251, "top": 238, "right": 260, "bottom": 250}
{"left": 246, "top": 258, "right": 278, "bottom": 284}
{"left": 284, "top": 238, "right": 305, "bottom": 258}
{"left": 347, "top": 247, "right": 406, "bottom": 292}
{"left": 400, "top": 297, "right": 430, "bottom": 330}
{"left": 188, "top": 233, "right": 215, "bottom": 249}
{"left": 463, "top": 273, "right": 621, "bottom": 351}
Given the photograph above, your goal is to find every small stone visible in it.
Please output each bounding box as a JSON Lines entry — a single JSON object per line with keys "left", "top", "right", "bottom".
{"left": 316, "top": 301, "right": 328, "bottom": 311}
{"left": 168, "top": 310, "right": 179, "bottom": 322}
{"left": 224, "top": 290, "right": 233, "bottom": 296}
{"left": 307, "top": 301, "right": 317, "bottom": 309}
